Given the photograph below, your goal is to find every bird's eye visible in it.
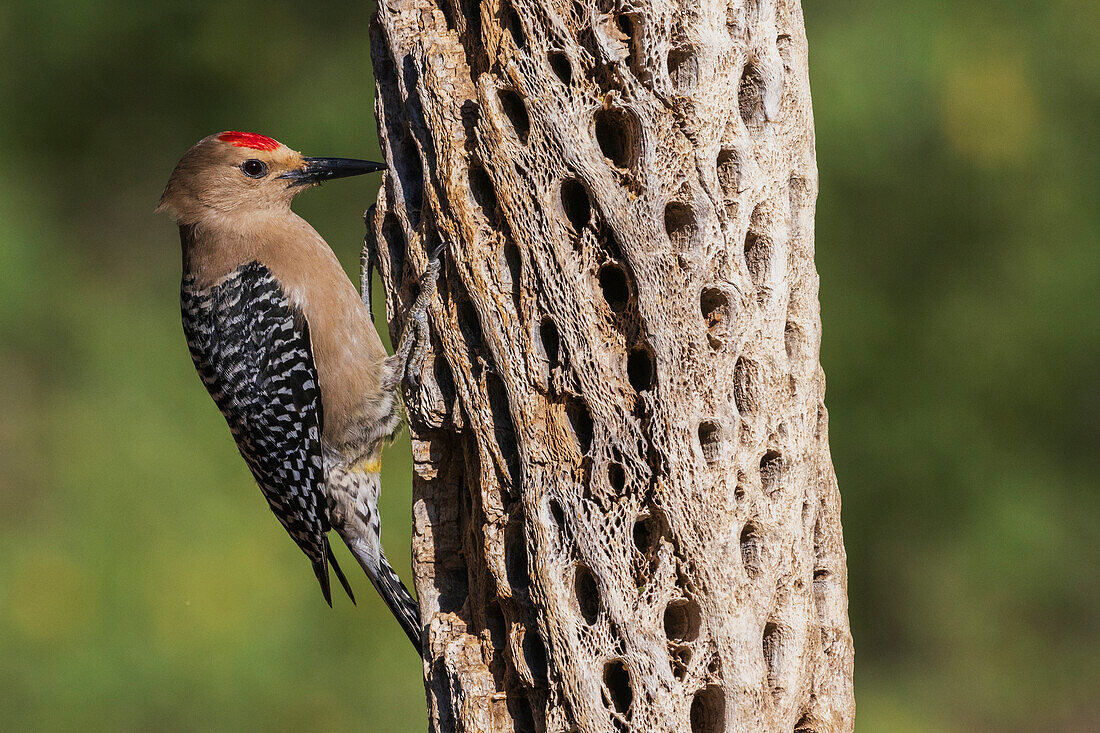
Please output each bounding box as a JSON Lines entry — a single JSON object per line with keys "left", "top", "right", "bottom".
{"left": 241, "top": 159, "right": 268, "bottom": 178}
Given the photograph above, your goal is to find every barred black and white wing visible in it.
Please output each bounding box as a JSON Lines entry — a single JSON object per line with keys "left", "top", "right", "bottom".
{"left": 181, "top": 261, "right": 353, "bottom": 605}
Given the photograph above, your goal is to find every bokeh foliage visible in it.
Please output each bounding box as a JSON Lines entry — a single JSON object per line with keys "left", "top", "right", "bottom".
{"left": 0, "top": 1, "right": 1096, "bottom": 730}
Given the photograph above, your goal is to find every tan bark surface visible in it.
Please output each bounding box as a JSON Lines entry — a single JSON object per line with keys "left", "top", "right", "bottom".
{"left": 364, "top": 0, "right": 854, "bottom": 729}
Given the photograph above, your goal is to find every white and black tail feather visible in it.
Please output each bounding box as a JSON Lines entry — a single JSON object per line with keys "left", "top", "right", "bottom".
{"left": 342, "top": 537, "right": 422, "bottom": 654}
{"left": 370, "top": 550, "right": 422, "bottom": 652}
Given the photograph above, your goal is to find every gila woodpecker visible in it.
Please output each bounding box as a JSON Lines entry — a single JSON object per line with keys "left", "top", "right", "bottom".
{"left": 157, "top": 131, "right": 437, "bottom": 653}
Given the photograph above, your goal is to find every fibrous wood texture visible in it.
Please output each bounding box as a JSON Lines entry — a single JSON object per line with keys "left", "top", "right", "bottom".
{"left": 364, "top": 0, "right": 854, "bottom": 729}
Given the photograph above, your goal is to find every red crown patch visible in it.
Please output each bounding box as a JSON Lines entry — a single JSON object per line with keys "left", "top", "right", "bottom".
{"left": 217, "top": 131, "right": 281, "bottom": 151}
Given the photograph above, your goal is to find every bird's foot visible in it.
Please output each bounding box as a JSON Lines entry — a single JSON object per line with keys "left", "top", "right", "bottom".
{"left": 391, "top": 246, "right": 444, "bottom": 387}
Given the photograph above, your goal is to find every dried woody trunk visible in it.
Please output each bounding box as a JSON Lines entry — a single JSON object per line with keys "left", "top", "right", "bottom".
{"left": 364, "top": 0, "right": 853, "bottom": 728}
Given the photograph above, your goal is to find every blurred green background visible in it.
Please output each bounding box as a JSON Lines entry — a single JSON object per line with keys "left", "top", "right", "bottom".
{"left": 0, "top": 1, "right": 1096, "bottom": 730}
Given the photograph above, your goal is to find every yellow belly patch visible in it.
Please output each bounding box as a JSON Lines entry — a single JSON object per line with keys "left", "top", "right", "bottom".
{"left": 353, "top": 455, "right": 382, "bottom": 474}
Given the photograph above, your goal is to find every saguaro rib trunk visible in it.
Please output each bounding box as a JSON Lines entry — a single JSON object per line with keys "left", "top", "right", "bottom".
{"left": 365, "top": 0, "right": 854, "bottom": 729}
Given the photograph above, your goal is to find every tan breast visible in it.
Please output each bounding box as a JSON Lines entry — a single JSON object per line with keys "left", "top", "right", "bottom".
{"left": 182, "top": 212, "right": 389, "bottom": 445}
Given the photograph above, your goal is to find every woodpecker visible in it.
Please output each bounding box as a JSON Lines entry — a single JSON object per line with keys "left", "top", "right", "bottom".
{"left": 157, "top": 131, "right": 437, "bottom": 652}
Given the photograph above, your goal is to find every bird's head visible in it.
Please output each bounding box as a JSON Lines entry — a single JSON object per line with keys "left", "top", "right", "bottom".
{"left": 156, "top": 131, "right": 385, "bottom": 225}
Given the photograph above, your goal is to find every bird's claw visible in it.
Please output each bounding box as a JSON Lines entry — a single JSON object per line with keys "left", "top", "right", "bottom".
{"left": 405, "top": 312, "right": 430, "bottom": 387}
{"left": 396, "top": 243, "right": 445, "bottom": 388}
{"left": 428, "top": 241, "right": 446, "bottom": 265}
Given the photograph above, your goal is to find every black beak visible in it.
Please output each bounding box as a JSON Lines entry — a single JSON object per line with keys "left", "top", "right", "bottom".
{"left": 278, "top": 157, "right": 386, "bottom": 187}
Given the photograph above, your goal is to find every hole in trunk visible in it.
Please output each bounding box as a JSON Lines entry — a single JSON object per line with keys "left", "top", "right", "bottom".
{"left": 506, "top": 521, "right": 530, "bottom": 591}
{"left": 522, "top": 628, "right": 548, "bottom": 681}
{"left": 468, "top": 163, "right": 498, "bottom": 219}
{"left": 607, "top": 462, "right": 626, "bottom": 492}
{"left": 433, "top": 354, "right": 455, "bottom": 403}
{"left": 665, "top": 200, "right": 698, "bottom": 252}
{"left": 664, "top": 599, "right": 702, "bottom": 642}
{"left": 795, "top": 713, "right": 816, "bottom": 733}
{"left": 700, "top": 286, "right": 733, "bottom": 348}
{"left": 690, "top": 685, "right": 725, "bottom": 733}
{"left": 594, "top": 107, "right": 639, "bottom": 169}
{"left": 616, "top": 14, "right": 644, "bottom": 76}
{"left": 698, "top": 420, "right": 721, "bottom": 464}
{"left": 745, "top": 229, "right": 771, "bottom": 288}
{"left": 716, "top": 148, "right": 743, "bottom": 205}
{"left": 485, "top": 601, "right": 507, "bottom": 649}
{"left": 603, "top": 660, "right": 633, "bottom": 716}
{"left": 560, "top": 178, "right": 591, "bottom": 231}
{"left": 627, "top": 346, "right": 655, "bottom": 392}
{"left": 499, "top": 89, "right": 530, "bottom": 143}
{"left": 760, "top": 450, "right": 783, "bottom": 494}
{"left": 540, "top": 316, "right": 560, "bottom": 369}
{"left": 632, "top": 515, "right": 654, "bottom": 554}
{"left": 549, "top": 498, "right": 565, "bottom": 533}
{"left": 733, "top": 356, "right": 760, "bottom": 418}
{"left": 598, "top": 262, "right": 630, "bottom": 313}
{"left": 501, "top": 0, "right": 526, "bottom": 49}
{"left": 740, "top": 522, "right": 762, "bottom": 577}
{"left": 501, "top": 239, "right": 522, "bottom": 310}
{"left": 739, "top": 61, "right": 766, "bottom": 132}
{"left": 763, "top": 621, "right": 784, "bottom": 698}
{"left": 486, "top": 372, "right": 519, "bottom": 489}
{"left": 813, "top": 568, "right": 831, "bottom": 622}
{"left": 575, "top": 564, "right": 600, "bottom": 623}
{"left": 667, "top": 46, "right": 699, "bottom": 93}
{"left": 549, "top": 51, "right": 573, "bottom": 85}
{"left": 458, "top": 299, "right": 483, "bottom": 346}
{"left": 565, "top": 397, "right": 593, "bottom": 454}
{"left": 508, "top": 691, "right": 536, "bottom": 733}
{"left": 785, "top": 318, "right": 804, "bottom": 362}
